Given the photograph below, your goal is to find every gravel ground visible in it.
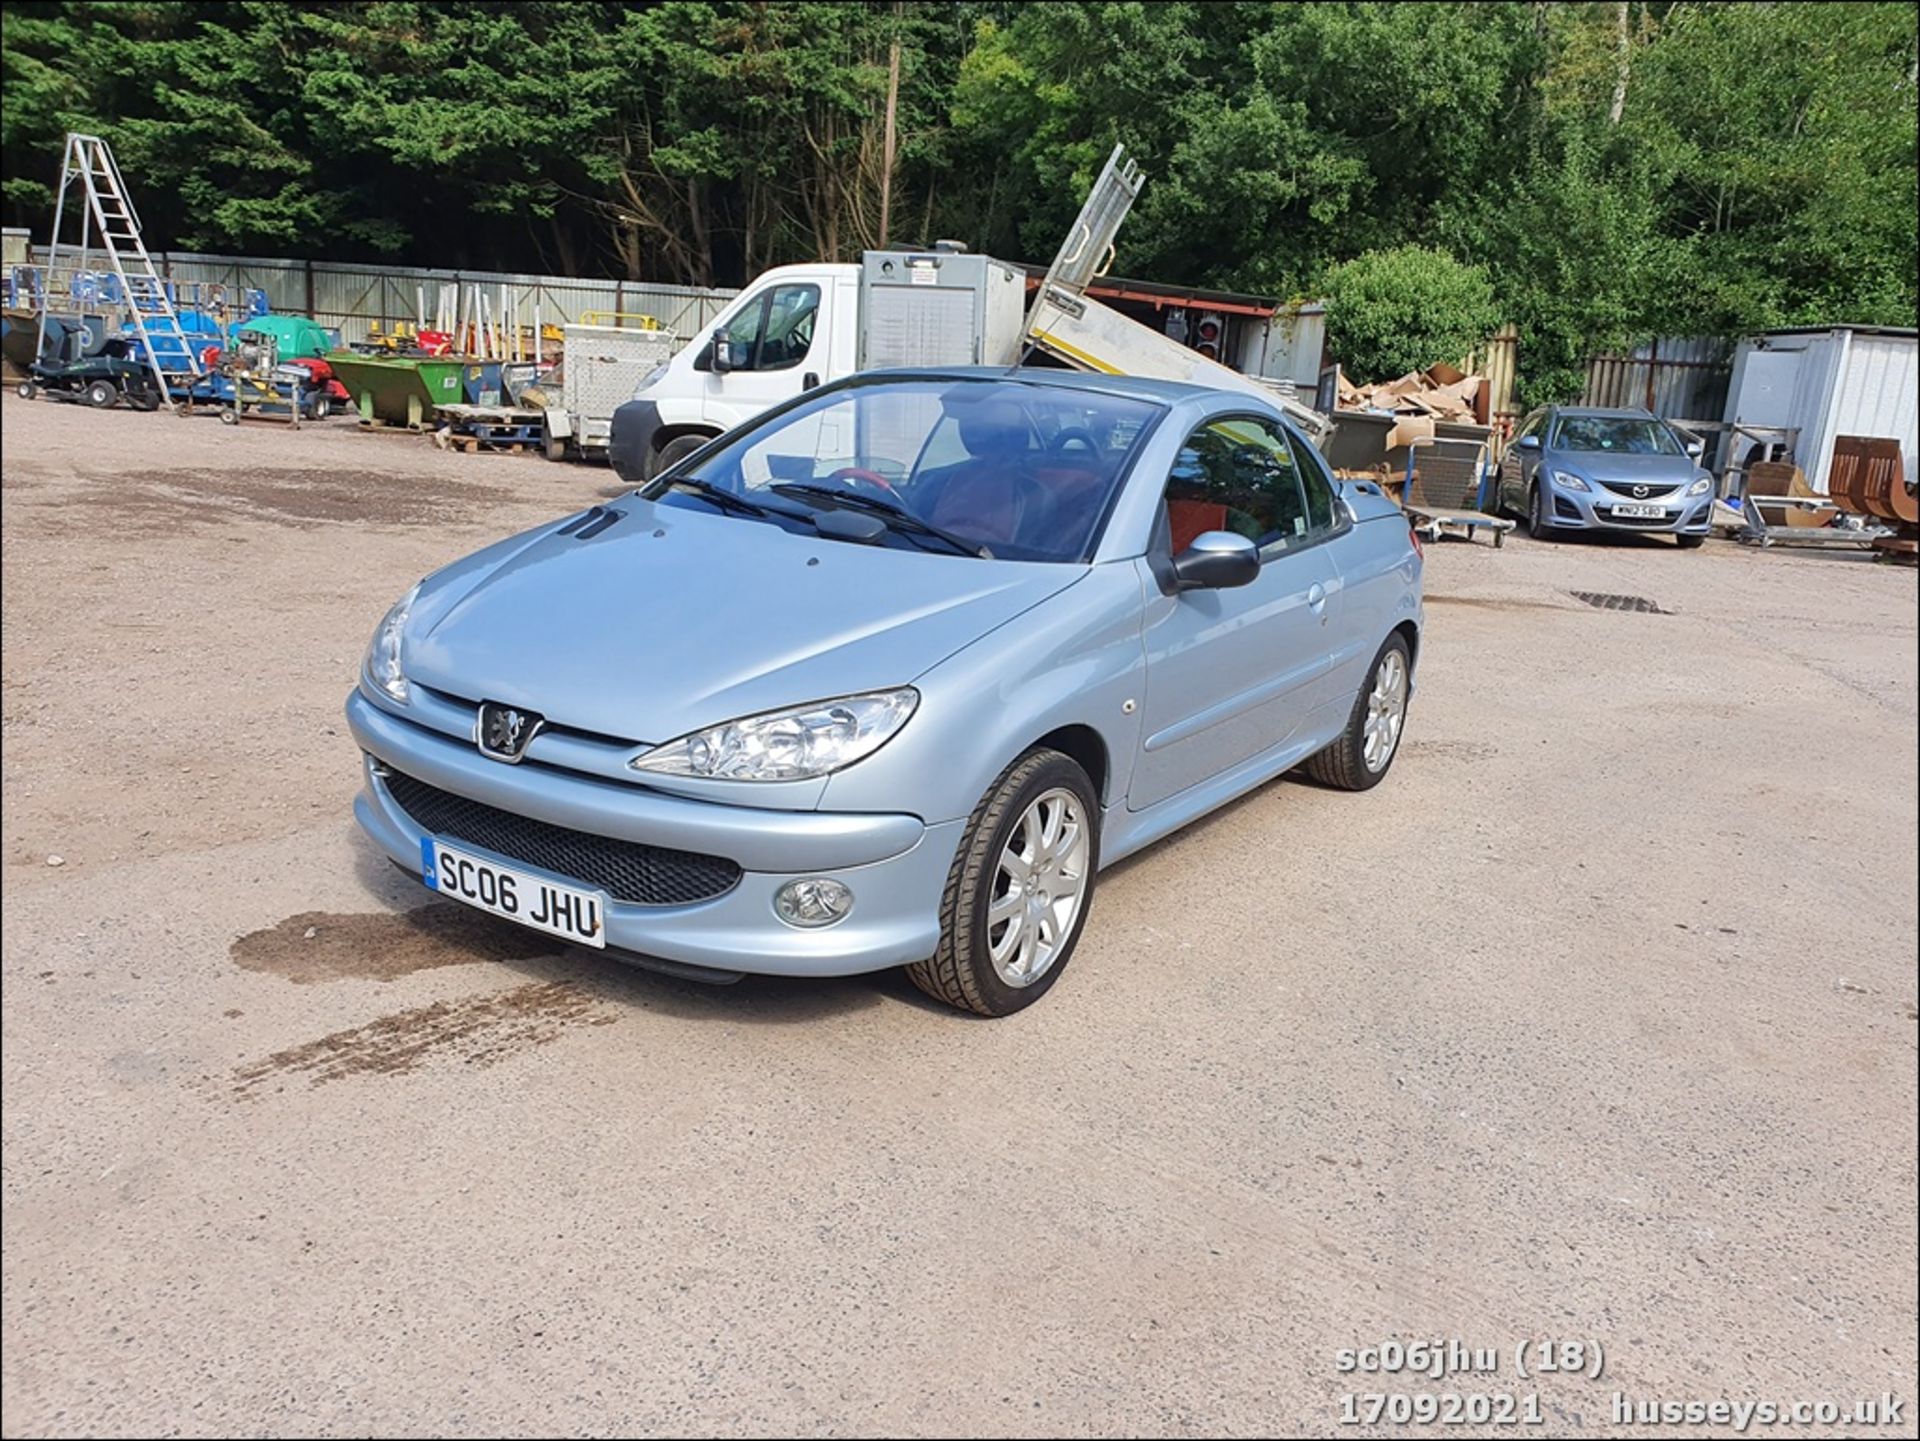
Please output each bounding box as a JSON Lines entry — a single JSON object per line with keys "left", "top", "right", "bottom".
{"left": 3, "top": 392, "right": 1915, "bottom": 1437}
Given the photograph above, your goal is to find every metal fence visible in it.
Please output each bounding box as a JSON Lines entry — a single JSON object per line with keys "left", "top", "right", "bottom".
{"left": 1581, "top": 336, "right": 1732, "bottom": 421}
{"left": 147, "top": 250, "right": 738, "bottom": 345}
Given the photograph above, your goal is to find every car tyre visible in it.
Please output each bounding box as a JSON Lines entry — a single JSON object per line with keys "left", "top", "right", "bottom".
{"left": 1675, "top": 533, "right": 1705, "bottom": 550}
{"left": 1304, "top": 632, "right": 1413, "bottom": 792}
{"left": 1527, "top": 484, "right": 1552, "bottom": 541}
{"left": 651, "top": 433, "right": 709, "bottom": 479}
{"left": 907, "top": 747, "right": 1100, "bottom": 1018}
{"left": 85, "top": 379, "right": 119, "bottom": 409}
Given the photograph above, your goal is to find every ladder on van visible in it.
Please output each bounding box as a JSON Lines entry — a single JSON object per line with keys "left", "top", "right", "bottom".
{"left": 37, "top": 132, "right": 203, "bottom": 401}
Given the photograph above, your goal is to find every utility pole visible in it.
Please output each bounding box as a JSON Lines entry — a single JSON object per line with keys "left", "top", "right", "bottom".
{"left": 878, "top": 3, "right": 901, "bottom": 245}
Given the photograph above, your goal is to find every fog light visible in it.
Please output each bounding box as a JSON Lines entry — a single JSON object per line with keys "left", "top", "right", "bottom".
{"left": 774, "top": 878, "right": 853, "bottom": 928}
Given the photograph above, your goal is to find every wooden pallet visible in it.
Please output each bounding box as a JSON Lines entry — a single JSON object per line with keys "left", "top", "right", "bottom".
{"left": 434, "top": 403, "right": 545, "bottom": 453}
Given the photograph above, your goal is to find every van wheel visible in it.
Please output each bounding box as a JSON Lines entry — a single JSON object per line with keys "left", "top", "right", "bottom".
{"left": 907, "top": 748, "right": 1100, "bottom": 1018}
{"left": 651, "top": 434, "right": 709, "bottom": 478}
{"left": 1304, "top": 633, "right": 1412, "bottom": 792}
{"left": 86, "top": 379, "right": 119, "bottom": 408}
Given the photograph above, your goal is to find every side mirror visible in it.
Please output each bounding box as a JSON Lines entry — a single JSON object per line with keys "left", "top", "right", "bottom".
{"left": 1172, "top": 531, "right": 1260, "bottom": 591}
{"left": 1516, "top": 433, "right": 1541, "bottom": 451}
{"left": 711, "top": 339, "right": 735, "bottom": 374}
{"left": 1685, "top": 439, "right": 1705, "bottom": 460}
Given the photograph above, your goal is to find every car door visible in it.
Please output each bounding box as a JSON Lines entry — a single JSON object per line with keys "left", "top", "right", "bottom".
{"left": 1283, "top": 428, "right": 1377, "bottom": 711}
{"left": 700, "top": 280, "right": 828, "bottom": 430}
{"left": 1500, "top": 408, "right": 1547, "bottom": 512}
{"left": 1129, "top": 414, "right": 1339, "bottom": 812}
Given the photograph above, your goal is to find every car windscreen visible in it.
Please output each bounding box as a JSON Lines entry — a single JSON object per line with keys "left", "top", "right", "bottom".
{"left": 646, "top": 377, "right": 1163, "bottom": 562}
{"left": 1552, "top": 416, "right": 1685, "bottom": 456}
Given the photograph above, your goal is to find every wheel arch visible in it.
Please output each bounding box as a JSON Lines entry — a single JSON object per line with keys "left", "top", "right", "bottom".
{"left": 1030, "top": 723, "right": 1111, "bottom": 807}
{"left": 1391, "top": 618, "right": 1420, "bottom": 672}
{"left": 652, "top": 423, "right": 722, "bottom": 456}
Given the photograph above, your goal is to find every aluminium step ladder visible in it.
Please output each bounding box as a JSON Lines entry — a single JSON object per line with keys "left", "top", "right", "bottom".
{"left": 36, "top": 132, "right": 204, "bottom": 403}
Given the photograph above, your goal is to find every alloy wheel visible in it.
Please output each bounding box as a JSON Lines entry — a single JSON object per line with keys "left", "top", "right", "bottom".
{"left": 986, "top": 787, "right": 1090, "bottom": 987}
{"left": 1363, "top": 650, "right": 1408, "bottom": 772}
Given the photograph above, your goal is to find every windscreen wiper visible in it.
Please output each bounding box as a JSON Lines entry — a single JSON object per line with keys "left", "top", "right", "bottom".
{"left": 666, "top": 476, "right": 772, "bottom": 518}
{"left": 770, "top": 483, "right": 992, "bottom": 559}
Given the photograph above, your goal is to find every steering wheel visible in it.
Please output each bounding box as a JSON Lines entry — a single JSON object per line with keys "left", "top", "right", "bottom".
{"left": 1048, "top": 427, "right": 1099, "bottom": 458}
{"left": 826, "top": 465, "right": 899, "bottom": 499}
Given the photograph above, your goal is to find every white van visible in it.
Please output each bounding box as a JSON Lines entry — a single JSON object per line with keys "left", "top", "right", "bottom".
{"left": 608, "top": 248, "right": 1027, "bottom": 484}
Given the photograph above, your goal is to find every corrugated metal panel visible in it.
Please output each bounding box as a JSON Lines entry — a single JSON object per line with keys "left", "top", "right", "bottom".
{"left": 147, "top": 249, "right": 737, "bottom": 349}
{"left": 1479, "top": 323, "right": 1518, "bottom": 433}
{"left": 1830, "top": 333, "right": 1918, "bottom": 490}
{"left": 1581, "top": 336, "right": 1731, "bottom": 420}
{"left": 1719, "top": 328, "right": 1919, "bottom": 493}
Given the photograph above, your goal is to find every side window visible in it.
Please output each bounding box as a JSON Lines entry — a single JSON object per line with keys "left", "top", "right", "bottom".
{"left": 715, "top": 283, "right": 820, "bottom": 372}
{"left": 1162, "top": 416, "right": 1309, "bottom": 556}
{"left": 1287, "top": 431, "right": 1342, "bottom": 536}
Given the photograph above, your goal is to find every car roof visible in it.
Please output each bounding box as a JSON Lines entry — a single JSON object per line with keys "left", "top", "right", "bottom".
{"left": 1551, "top": 405, "right": 1661, "bottom": 420}
{"left": 856, "top": 365, "right": 1226, "bottom": 407}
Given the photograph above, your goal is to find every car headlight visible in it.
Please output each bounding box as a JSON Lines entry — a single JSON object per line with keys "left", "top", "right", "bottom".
{"left": 1550, "top": 469, "right": 1590, "bottom": 492}
{"left": 1687, "top": 476, "right": 1712, "bottom": 496}
{"left": 362, "top": 583, "right": 419, "bottom": 704}
{"left": 630, "top": 689, "right": 918, "bottom": 782}
{"left": 633, "top": 362, "right": 669, "bottom": 396}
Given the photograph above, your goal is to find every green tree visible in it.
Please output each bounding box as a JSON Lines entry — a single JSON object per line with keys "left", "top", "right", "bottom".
{"left": 2, "top": 0, "right": 1914, "bottom": 393}
{"left": 1320, "top": 245, "right": 1501, "bottom": 381}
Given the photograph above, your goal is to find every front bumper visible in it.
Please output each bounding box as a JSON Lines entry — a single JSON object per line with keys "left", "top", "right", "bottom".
{"left": 1541, "top": 485, "right": 1713, "bottom": 535}
{"left": 347, "top": 690, "right": 956, "bottom": 977}
{"left": 607, "top": 399, "right": 662, "bottom": 486}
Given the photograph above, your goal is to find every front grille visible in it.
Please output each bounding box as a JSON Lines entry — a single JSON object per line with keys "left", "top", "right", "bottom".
{"left": 1595, "top": 478, "right": 1680, "bottom": 498}
{"left": 384, "top": 769, "right": 740, "bottom": 906}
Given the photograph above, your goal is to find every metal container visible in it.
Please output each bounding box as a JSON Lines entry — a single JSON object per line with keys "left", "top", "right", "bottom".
{"left": 857, "top": 248, "right": 1027, "bottom": 370}
{"left": 1723, "top": 326, "right": 1918, "bottom": 493}
{"left": 326, "top": 353, "right": 468, "bottom": 428}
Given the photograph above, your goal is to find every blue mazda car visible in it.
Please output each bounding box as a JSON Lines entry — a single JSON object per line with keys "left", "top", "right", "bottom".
{"left": 348, "top": 369, "right": 1424, "bottom": 1015}
{"left": 1496, "top": 405, "right": 1715, "bottom": 547}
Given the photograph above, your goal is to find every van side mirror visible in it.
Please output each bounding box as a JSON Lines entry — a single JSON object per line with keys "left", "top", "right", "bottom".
{"left": 1172, "top": 531, "right": 1260, "bottom": 591}
{"left": 711, "top": 340, "right": 736, "bottom": 374}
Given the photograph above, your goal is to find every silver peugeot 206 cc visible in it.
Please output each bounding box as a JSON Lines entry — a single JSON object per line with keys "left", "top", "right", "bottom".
{"left": 348, "top": 368, "right": 1424, "bottom": 1015}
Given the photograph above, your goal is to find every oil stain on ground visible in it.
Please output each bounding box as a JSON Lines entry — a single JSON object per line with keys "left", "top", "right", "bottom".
{"left": 1423, "top": 594, "right": 1570, "bottom": 613}
{"left": 49, "top": 467, "right": 505, "bottom": 532}
{"left": 230, "top": 982, "right": 617, "bottom": 1097}
{"left": 232, "top": 905, "right": 559, "bottom": 984}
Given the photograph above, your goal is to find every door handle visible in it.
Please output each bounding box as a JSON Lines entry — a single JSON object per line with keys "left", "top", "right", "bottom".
{"left": 802, "top": 371, "right": 821, "bottom": 391}
{"left": 1307, "top": 582, "right": 1328, "bottom": 620}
